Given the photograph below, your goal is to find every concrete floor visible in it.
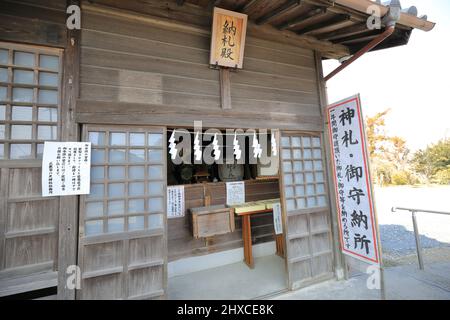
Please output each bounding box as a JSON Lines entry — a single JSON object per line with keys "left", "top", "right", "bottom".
{"left": 273, "top": 261, "right": 450, "bottom": 300}
{"left": 168, "top": 254, "right": 288, "bottom": 300}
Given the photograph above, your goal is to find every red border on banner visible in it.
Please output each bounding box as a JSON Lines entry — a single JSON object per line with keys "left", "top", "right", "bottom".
{"left": 327, "top": 96, "right": 379, "bottom": 264}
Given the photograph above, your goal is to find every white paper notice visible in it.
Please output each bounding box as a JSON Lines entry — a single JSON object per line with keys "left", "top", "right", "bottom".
{"left": 167, "top": 185, "right": 185, "bottom": 219}
{"left": 226, "top": 181, "right": 245, "bottom": 206}
{"left": 42, "top": 142, "right": 91, "bottom": 197}
{"left": 272, "top": 202, "right": 283, "bottom": 235}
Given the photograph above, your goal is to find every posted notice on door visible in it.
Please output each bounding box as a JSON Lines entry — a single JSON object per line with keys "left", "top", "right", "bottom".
{"left": 42, "top": 142, "right": 91, "bottom": 197}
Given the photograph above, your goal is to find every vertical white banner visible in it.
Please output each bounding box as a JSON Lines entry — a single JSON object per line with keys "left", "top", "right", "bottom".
{"left": 42, "top": 142, "right": 91, "bottom": 197}
{"left": 167, "top": 185, "right": 185, "bottom": 219}
{"left": 272, "top": 202, "right": 283, "bottom": 235}
{"left": 327, "top": 95, "right": 380, "bottom": 265}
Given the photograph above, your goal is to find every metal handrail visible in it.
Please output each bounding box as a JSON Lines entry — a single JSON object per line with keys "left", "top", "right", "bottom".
{"left": 391, "top": 207, "right": 450, "bottom": 270}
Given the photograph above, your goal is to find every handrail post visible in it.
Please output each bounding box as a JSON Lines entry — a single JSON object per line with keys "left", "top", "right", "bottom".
{"left": 411, "top": 211, "right": 424, "bottom": 270}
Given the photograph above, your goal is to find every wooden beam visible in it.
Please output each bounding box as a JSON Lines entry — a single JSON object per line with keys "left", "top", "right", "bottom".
{"left": 176, "top": 0, "right": 185, "bottom": 6}
{"left": 237, "top": 0, "right": 262, "bottom": 13}
{"left": 219, "top": 68, "right": 232, "bottom": 110}
{"left": 279, "top": 7, "right": 327, "bottom": 31}
{"left": 317, "top": 23, "right": 372, "bottom": 41}
{"left": 255, "top": 0, "right": 302, "bottom": 25}
{"left": 299, "top": 15, "right": 353, "bottom": 36}
{"left": 83, "top": 3, "right": 349, "bottom": 59}
{"left": 57, "top": 0, "right": 80, "bottom": 300}
{"left": 208, "top": 0, "right": 222, "bottom": 10}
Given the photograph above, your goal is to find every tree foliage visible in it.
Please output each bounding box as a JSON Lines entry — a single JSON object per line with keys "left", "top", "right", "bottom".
{"left": 412, "top": 139, "right": 450, "bottom": 184}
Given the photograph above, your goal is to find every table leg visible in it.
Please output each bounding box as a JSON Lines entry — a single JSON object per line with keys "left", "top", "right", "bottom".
{"left": 242, "top": 215, "right": 254, "bottom": 268}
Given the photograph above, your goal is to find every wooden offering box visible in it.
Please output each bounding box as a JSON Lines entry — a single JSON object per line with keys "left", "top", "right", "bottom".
{"left": 190, "top": 205, "right": 235, "bottom": 239}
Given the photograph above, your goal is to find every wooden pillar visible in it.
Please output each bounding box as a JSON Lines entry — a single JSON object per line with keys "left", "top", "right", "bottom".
{"left": 314, "top": 51, "right": 346, "bottom": 280}
{"left": 57, "top": 0, "right": 81, "bottom": 300}
{"left": 219, "top": 68, "right": 232, "bottom": 110}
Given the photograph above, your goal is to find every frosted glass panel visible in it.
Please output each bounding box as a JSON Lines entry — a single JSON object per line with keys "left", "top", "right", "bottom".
{"left": 0, "top": 68, "right": 7, "bottom": 82}
{"left": 285, "top": 186, "right": 294, "bottom": 198}
{"left": 302, "top": 137, "right": 311, "bottom": 147}
{"left": 37, "top": 143, "right": 44, "bottom": 159}
{"left": 108, "top": 183, "right": 125, "bottom": 197}
{"left": 291, "top": 137, "right": 301, "bottom": 147}
{"left": 316, "top": 184, "right": 325, "bottom": 194}
{"left": 130, "top": 149, "right": 145, "bottom": 162}
{"left": 0, "top": 105, "right": 5, "bottom": 120}
{"left": 128, "top": 199, "right": 145, "bottom": 213}
{"left": 38, "top": 90, "right": 57, "bottom": 104}
{"left": 295, "top": 186, "right": 305, "bottom": 196}
{"left": 129, "top": 166, "right": 145, "bottom": 179}
{"left": 148, "top": 214, "right": 163, "bottom": 229}
{"left": 91, "top": 149, "right": 105, "bottom": 163}
{"left": 88, "top": 184, "right": 104, "bottom": 199}
{"left": 40, "top": 55, "right": 58, "bottom": 70}
{"left": 316, "top": 172, "right": 324, "bottom": 182}
{"left": 148, "top": 198, "right": 163, "bottom": 213}
{"left": 148, "top": 166, "right": 163, "bottom": 180}
{"left": 110, "top": 132, "right": 126, "bottom": 145}
{"left": 0, "top": 50, "right": 8, "bottom": 64}
{"left": 148, "top": 150, "right": 162, "bottom": 162}
{"left": 292, "top": 149, "right": 301, "bottom": 159}
{"left": 306, "top": 184, "right": 315, "bottom": 195}
{"left": 305, "top": 173, "right": 314, "bottom": 183}
{"left": 0, "top": 87, "right": 6, "bottom": 100}
{"left": 148, "top": 133, "right": 163, "bottom": 147}
{"left": 86, "top": 201, "right": 103, "bottom": 218}
{"left": 107, "top": 218, "right": 124, "bottom": 233}
{"left": 293, "top": 161, "right": 303, "bottom": 171}
{"left": 89, "top": 132, "right": 105, "bottom": 146}
{"left": 307, "top": 197, "right": 316, "bottom": 207}
{"left": 148, "top": 182, "right": 163, "bottom": 196}
{"left": 129, "top": 182, "right": 145, "bottom": 196}
{"left": 286, "top": 199, "right": 295, "bottom": 212}
{"left": 303, "top": 149, "right": 312, "bottom": 159}
{"left": 0, "top": 125, "right": 4, "bottom": 139}
{"left": 314, "top": 160, "right": 323, "bottom": 170}
{"left": 38, "top": 107, "right": 58, "bottom": 122}
{"left": 129, "top": 133, "right": 145, "bottom": 146}
{"left": 13, "top": 88, "right": 33, "bottom": 102}
{"left": 283, "top": 174, "right": 293, "bottom": 185}
{"left": 108, "top": 166, "right": 125, "bottom": 180}
{"left": 282, "top": 149, "right": 291, "bottom": 160}
{"left": 294, "top": 173, "right": 304, "bottom": 184}
{"left": 283, "top": 161, "right": 292, "bottom": 173}
{"left": 12, "top": 106, "right": 32, "bottom": 121}
{"left": 128, "top": 216, "right": 145, "bottom": 231}
{"left": 296, "top": 198, "right": 306, "bottom": 209}
{"left": 109, "top": 149, "right": 126, "bottom": 163}
{"left": 90, "top": 166, "right": 104, "bottom": 180}
{"left": 11, "top": 125, "right": 32, "bottom": 139}
{"left": 108, "top": 200, "right": 124, "bottom": 215}
{"left": 317, "top": 196, "right": 326, "bottom": 207}
{"left": 304, "top": 161, "right": 313, "bottom": 171}
{"left": 37, "top": 125, "right": 57, "bottom": 140}
{"left": 39, "top": 72, "right": 58, "bottom": 86}
{"left": 312, "top": 137, "right": 321, "bottom": 147}
{"left": 13, "top": 70, "right": 34, "bottom": 84}
{"left": 9, "top": 141, "right": 23, "bottom": 159}
{"left": 85, "top": 220, "right": 103, "bottom": 236}
{"left": 14, "top": 52, "right": 34, "bottom": 67}
{"left": 0, "top": 144, "right": 4, "bottom": 159}
{"left": 281, "top": 137, "right": 290, "bottom": 147}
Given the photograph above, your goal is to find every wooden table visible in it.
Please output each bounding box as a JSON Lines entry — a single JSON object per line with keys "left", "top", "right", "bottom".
{"left": 235, "top": 208, "right": 285, "bottom": 269}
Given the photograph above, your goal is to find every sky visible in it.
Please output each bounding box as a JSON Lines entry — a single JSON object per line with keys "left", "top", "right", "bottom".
{"left": 323, "top": 0, "right": 450, "bottom": 151}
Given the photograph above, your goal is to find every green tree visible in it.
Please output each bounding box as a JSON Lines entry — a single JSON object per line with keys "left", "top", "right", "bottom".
{"left": 412, "top": 139, "right": 450, "bottom": 184}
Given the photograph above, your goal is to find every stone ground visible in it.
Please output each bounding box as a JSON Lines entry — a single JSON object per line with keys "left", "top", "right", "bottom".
{"left": 273, "top": 260, "right": 450, "bottom": 300}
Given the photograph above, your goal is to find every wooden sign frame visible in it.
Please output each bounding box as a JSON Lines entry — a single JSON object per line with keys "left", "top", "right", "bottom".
{"left": 210, "top": 7, "right": 248, "bottom": 69}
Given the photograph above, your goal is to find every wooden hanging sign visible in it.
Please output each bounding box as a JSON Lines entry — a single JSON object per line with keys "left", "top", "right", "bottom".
{"left": 210, "top": 7, "right": 248, "bottom": 69}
